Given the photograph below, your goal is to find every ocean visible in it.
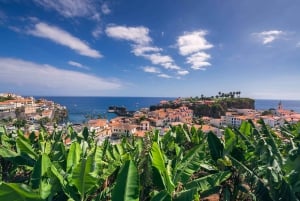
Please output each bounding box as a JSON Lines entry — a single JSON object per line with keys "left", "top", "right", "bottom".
{"left": 39, "top": 97, "right": 174, "bottom": 123}
{"left": 37, "top": 97, "right": 300, "bottom": 123}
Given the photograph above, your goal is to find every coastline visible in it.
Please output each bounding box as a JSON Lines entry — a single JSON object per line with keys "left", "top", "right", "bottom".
{"left": 36, "top": 97, "right": 300, "bottom": 124}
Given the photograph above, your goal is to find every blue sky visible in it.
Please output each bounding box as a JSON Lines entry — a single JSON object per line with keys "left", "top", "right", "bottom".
{"left": 0, "top": 0, "right": 299, "bottom": 99}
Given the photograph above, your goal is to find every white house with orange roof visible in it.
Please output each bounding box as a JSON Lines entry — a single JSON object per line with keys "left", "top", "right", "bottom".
{"left": 24, "top": 105, "right": 36, "bottom": 114}
{"left": 177, "top": 106, "right": 193, "bottom": 123}
{"left": 225, "top": 114, "right": 244, "bottom": 127}
{"left": 193, "top": 124, "right": 223, "bottom": 137}
{"left": 0, "top": 101, "right": 15, "bottom": 112}
{"left": 261, "top": 116, "right": 283, "bottom": 128}
{"left": 235, "top": 109, "right": 256, "bottom": 116}
{"left": 149, "top": 117, "right": 165, "bottom": 127}
{"left": 111, "top": 122, "right": 138, "bottom": 136}
{"left": 88, "top": 118, "right": 109, "bottom": 134}
{"left": 210, "top": 116, "right": 227, "bottom": 128}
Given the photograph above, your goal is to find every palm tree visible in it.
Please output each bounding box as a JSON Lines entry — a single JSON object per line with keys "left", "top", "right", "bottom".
{"left": 201, "top": 94, "right": 204, "bottom": 101}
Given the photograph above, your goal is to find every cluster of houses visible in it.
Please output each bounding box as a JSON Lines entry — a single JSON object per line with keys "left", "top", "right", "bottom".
{"left": 87, "top": 100, "right": 300, "bottom": 141}
{"left": 88, "top": 105, "right": 193, "bottom": 139}
{"left": 0, "top": 93, "right": 66, "bottom": 122}
{"left": 2, "top": 93, "right": 299, "bottom": 142}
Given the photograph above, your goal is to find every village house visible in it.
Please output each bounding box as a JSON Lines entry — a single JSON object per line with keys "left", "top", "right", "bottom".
{"left": 0, "top": 102, "right": 15, "bottom": 112}
{"left": 210, "top": 116, "right": 227, "bottom": 127}
{"left": 193, "top": 124, "right": 223, "bottom": 137}
{"left": 88, "top": 118, "right": 109, "bottom": 135}
{"left": 261, "top": 116, "right": 284, "bottom": 128}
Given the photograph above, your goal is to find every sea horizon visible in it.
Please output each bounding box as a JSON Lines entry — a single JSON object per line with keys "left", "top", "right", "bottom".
{"left": 28, "top": 96, "right": 300, "bottom": 124}
{"left": 24, "top": 94, "right": 300, "bottom": 101}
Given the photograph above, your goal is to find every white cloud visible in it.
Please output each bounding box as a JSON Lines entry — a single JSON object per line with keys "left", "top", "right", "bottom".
{"left": 177, "top": 30, "right": 213, "bottom": 70}
{"left": 141, "top": 54, "right": 180, "bottom": 70}
{"left": 105, "top": 25, "right": 152, "bottom": 45}
{"left": 177, "top": 70, "right": 189, "bottom": 75}
{"left": 186, "top": 52, "right": 211, "bottom": 70}
{"left": 33, "top": 0, "right": 102, "bottom": 21}
{"left": 142, "top": 66, "right": 160, "bottom": 73}
{"left": 177, "top": 30, "right": 213, "bottom": 56}
{"left": 68, "top": 60, "right": 90, "bottom": 70}
{"left": 92, "top": 26, "right": 102, "bottom": 38}
{"left": 106, "top": 25, "right": 181, "bottom": 72}
{"left": 101, "top": 3, "right": 111, "bottom": 15}
{"left": 143, "top": 53, "right": 172, "bottom": 65}
{"left": 0, "top": 58, "right": 121, "bottom": 95}
{"left": 161, "top": 62, "right": 180, "bottom": 70}
{"left": 28, "top": 22, "right": 102, "bottom": 58}
{"left": 158, "top": 74, "right": 172, "bottom": 79}
{"left": 132, "top": 45, "right": 161, "bottom": 56}
{"left": 253, "top": 30, "right": 284, "bottom": 44}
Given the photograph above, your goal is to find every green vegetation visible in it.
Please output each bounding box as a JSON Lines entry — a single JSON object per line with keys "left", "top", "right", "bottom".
{"left": 0, "top": 95, "right": 14, "bottom": 102}
{"left": 150, "top": 95, "right": 254, "bottom": 118}
{"left": 0, "top": 121, "right": 300, "bottom": 200}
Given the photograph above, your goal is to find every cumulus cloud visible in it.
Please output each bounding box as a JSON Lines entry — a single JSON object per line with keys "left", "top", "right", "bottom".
{"left": 28, "top": 22, "right": 102, "bottom": 58}
{"left": 186, "top": 52, "right": 211, "bottom": 70}
{"left": 143, "top": 53, "right": 172, "bottom": 65}
{"left": 177, "top": 70, "right": 189, "bottom": 75}
{"left": 177, "top": 30, "right": 213, "bottom": 70}
{"left": 33, "top": 0, "right": 102, "bottom": 21}
{"left": 142, "top": 66, "right": 160, "bottom": 73}
{"left": 158, "top": 74, "right": 172, "bottom": 79}
{"left": 253, "top": 30, "right": 284, "bottom": 44}
{"left": 132, "top": 45, "right": 162, "bottom": 56}
{"left": 106, "top": 25, "right": 181, "bottom": 72}
{"left": 177, "top": 30, "right": 213, "bottom": 56}
{"left": 68, "top": 60, "right": 90, "bottom": 70}
{"left": 0, "top": 57, "right": 121, "bottom": 95}
{"left": 105, "top": 25, "right": 152, "bottom": 45}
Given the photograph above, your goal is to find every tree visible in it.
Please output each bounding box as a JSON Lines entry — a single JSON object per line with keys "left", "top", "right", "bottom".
{"left": 13, "top": 119, "right": 26, "bottom": 128}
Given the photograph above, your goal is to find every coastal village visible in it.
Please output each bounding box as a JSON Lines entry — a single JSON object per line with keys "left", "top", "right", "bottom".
{"left": 1, "top": 92, "right": 300, "bottom": 144}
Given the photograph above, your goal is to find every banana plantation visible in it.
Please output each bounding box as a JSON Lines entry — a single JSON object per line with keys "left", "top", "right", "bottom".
{"left": 0, "top": 120, "right": 300, "bottom": 201}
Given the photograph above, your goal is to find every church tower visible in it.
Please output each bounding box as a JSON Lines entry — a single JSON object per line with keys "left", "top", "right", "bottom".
{"left": 278, "top": 101, "right": 283, "bottom": 110}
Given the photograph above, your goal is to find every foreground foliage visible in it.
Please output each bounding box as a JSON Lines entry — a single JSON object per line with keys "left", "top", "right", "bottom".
{"left": 0, "top": 120, "right": 300, "bottom": 200}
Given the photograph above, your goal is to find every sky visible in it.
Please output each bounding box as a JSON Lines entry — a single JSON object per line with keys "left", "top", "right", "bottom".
{"left": 0, "top": 0, "right": 300, "bottom": 99}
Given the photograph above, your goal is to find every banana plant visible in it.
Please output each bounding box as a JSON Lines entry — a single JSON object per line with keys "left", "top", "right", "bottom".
{"left": 150, "top": 139, "right": 231, "bottom": 200}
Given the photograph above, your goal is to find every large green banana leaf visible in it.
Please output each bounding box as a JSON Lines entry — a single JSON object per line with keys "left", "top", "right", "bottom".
{"left": 31, "top": 154, "right": 52, "bottom": 199}
{"left": 112, "top": 160, "right": 139, "bottom": 201}
{"left": 174, "top": 145, "right": 214, "bottom": 184}
{"left": 0, "top": 183, "right": 41, "bottom": 201}
{"left": 71, "top": 155, "right": 98, "bottom": 198}
{"left": 67, "top": 142, "right": 82, "bottom": 172}
{"left": 151, "top": 142, "right": 175, "bottom": 193}
{"left": 207, "top": 132, "right": 224, "bottom": 161}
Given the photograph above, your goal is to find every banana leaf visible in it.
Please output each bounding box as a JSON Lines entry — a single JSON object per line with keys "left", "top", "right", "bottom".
{"left": 112, "top": 160, "right": 139, "bottom": 201}
{"left": 0, "top": 183, "right": 41, "bottom": 201}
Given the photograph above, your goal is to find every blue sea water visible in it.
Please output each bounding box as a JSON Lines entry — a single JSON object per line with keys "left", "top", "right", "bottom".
{"left": 38, "top": 97, "right": 174, "bottom": 123}
{"left": 37, "top": 97, "right": 300, "bottom": 123}
{"left": 255, "top": 99, "right": 300, "bottom": 113}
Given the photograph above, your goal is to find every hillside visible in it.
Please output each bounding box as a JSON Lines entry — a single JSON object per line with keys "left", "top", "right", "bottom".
{"left": 150, "top": 97, "right": 255, "bottom": 118}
